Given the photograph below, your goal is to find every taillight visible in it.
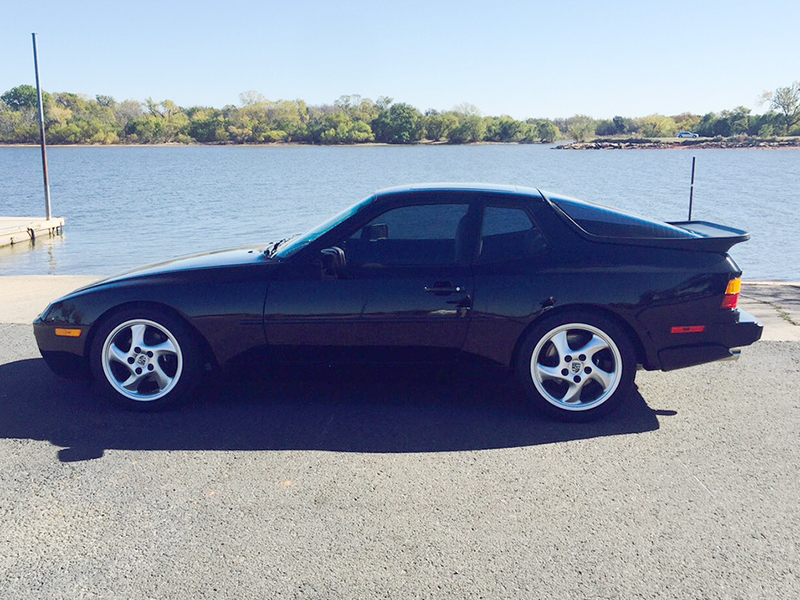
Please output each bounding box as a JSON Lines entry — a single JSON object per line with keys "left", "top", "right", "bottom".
{"left": 721, "top": 277, "right": 741, "bottom": 310}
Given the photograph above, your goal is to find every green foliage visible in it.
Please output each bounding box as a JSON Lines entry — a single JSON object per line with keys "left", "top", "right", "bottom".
{"left": 96, "top": 95, "right": 116, "bottom": 108}
{"left": 594, "top": 120, "right": 616, "bottom": 136}
{"left": 5, "top": 82, "right": 796, "bottom": 147}
{"left": 695, "top": 107, "right": 779, "bottom": 138}
{"left": 566, "top": 115, "right": 595, "bottom": 142}
{"left": 335, "top": 95, "right": 379, "bottom": 124}
{"left": 761, "top": 81, "right": 800, "bottom": 134}
{"left": 1, "top": 85, "right": 40, "bottom": 110}
{"left": 673, "top": 112, "right": 700, "bottom": 133}
{"left": 306, "top": 108, "right": 374, "bottom": 144}
{"left": 446, "top": 106, "right": 486, "bottom": 143}
{"left": 485, "top": 116, "right": 525, "bottom": 142}
{"left": 758, "top": 124, "right": 775, "bottom": 138}
{"left": 423, "top": 110, "right": 458, "bottom": 141}
{"left": 534, "top": 120, "right": 558, "bottom": 143}
{"left": 188, "top": 111, "right": 229, "bottom": 143}
{"left": 0, "top": 108, "right": 37, "bottom": 142}
{"left": 446, "top": 116, "right": 484, "bottom": 143}
{"left": 372, "top": 102, "right": 424, "bottom": 144}
{"left": 123, "top": 99, "right": 190, "bottom": 143}
{"left": 595, "top": 115, "right": 634, "bottom": 136}
{"left": 635, "top": 114, "right": 678, "bottom": 138}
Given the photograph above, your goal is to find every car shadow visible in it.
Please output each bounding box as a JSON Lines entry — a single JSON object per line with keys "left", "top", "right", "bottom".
{"left": 0, "top": 358, "right": 661, "bottom": 462}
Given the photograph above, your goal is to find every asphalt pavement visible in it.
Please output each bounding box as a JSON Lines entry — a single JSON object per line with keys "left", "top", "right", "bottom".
{"left": 0, "top": 277, "right": 798, "bottom": 599}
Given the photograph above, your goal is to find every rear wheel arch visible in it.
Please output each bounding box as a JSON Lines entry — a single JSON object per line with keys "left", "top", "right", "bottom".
{"left": 514, "top": 306, "right": 639, "bottom": 420}
{"left": 510, "top": 304, "right": 646, "bottom": 372}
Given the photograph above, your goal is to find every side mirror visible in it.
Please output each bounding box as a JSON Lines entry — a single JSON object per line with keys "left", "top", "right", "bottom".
{"left": 320, "top": 246, "right": 346, "bottom": 278}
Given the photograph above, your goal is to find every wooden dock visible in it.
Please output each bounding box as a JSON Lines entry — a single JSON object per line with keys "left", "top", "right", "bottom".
{"left": 0, "top": 217, "right": 66, "bottom": 248}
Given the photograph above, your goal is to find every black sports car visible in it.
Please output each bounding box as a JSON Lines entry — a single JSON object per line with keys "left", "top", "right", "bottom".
{"left": 33, "top": 183, "right": 762, "bottom": 420}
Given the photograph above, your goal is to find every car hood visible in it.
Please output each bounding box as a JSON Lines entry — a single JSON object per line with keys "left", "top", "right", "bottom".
{"left": 78, "top": 245, "right": 271, "bottom": 290}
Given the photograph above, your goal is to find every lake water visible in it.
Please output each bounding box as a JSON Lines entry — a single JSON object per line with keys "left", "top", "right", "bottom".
{"left": 0, "top": 145, "right": 798, "bottom": 280}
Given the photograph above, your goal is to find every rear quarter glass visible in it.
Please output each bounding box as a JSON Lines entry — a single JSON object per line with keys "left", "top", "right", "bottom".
{"left": 548, "top": 194, "right": 698, "bottom": 239}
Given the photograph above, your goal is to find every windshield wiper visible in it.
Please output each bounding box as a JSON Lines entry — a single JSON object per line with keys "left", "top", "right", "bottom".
{"left": 264, "top": 237, "right": 292, "bottom": 259}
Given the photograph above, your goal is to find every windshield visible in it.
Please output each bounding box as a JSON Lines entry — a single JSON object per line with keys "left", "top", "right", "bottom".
{"left": 274, "top": 194, "right": 376, "bottom": 258}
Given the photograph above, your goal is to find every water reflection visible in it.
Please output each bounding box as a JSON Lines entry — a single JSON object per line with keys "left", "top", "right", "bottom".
{"left": 0, "top": 231, "right": 67, "bottom": 275}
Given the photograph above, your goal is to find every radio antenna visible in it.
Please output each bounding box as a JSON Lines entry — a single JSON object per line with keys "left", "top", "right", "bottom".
{"left": 688, "top": 156, "right": 696, "bottom": 221}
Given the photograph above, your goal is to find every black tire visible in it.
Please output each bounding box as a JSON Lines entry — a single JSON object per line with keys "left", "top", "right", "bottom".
{"left": 516, "top": 311, "right": 636, "bottom": 421}
{"left": 90, "top": 307, "right": 202, "bottom": 410}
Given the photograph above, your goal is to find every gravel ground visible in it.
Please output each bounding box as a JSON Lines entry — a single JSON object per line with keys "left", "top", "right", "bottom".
{"left": 0, "top": 317, "right": 798, "bottom": 599}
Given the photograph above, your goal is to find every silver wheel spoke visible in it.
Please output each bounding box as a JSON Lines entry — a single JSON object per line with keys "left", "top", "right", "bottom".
{"left": 578, "top": 335, "right": 609, "bottom": 359}
{"left": 588, "top": 366, "right": 614, "bottom": 389}
{"left": 537, "top": 363, "right": 571, "bottom": 383}
{"left": 148, "top": 339, "right": 177, "bottom": 359}
{"left": 151, "top": 363, "right": 173, "bottom": 390}
{"left": 121, "top": 371, "right": 147, "bottom": 392}
{"left": 108, "top": 344, "right": 133, "bottom": 366}
{"left": 560, "top": 381, "right": 583, "bottom": 404}
{"left": 549, "top": 331, "right": 572, "bottom": 362}
{"left": 129, "top": 324, "right": 147, "bottom": 351}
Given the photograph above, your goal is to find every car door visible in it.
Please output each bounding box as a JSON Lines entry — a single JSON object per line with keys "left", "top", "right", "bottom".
{"left": 263, "top": 195, "right": 477, "bottom": 360}
{"left": 463, "top": 200, "right": 551, "bottom": 365}
{"left": 341, "top": 200, "right": 476, "bottom": 357}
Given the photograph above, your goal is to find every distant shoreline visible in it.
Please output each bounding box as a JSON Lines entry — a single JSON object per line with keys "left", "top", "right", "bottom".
{"left": 556, "top": 137, "right": 800, "bottom": 150}
{"left": 2, "top": 137, "right": 799, "bottom": 150}
{"left": 0, "top": 140, "right": 526, "bottom": 149}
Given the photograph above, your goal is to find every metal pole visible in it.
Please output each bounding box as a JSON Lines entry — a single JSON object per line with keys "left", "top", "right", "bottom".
{"left": 32, "top": 33, "right": 52, "bottom": 221}
{"left": 688, "top": 156, "right": 696, "bottom": 221}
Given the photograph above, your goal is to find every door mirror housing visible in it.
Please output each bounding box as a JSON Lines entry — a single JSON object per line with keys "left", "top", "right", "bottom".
{"left": 320, "top": 246, "right": 347, "bottom": 278}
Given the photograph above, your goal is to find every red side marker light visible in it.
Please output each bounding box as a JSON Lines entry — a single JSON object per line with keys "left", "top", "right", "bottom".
{"left": 671, "top": 325, "right": 706, "bottom": 334}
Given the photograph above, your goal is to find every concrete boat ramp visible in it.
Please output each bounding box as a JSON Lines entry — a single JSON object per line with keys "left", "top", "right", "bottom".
{"left": 0, "top": 216, "right": 65, "bottom": 248}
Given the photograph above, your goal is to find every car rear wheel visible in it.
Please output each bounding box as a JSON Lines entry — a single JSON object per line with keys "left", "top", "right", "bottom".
{"left": 517, "top": 312, "right": 635, "bottom": 421}
{"left": 91, "top": 308, "right": 201, "bottom": 410}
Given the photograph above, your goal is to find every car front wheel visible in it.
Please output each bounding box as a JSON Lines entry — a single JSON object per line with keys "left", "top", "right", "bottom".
{"left": 91, "top": 308, "right": 201, "bottom": 410}
{"left": 517, "top": 312, "right": 636, "bottom": 421}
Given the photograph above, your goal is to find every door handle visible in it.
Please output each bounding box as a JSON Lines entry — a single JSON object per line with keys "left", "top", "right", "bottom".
{"left": 424, "top": 282, "right": 463, "bottom": 295}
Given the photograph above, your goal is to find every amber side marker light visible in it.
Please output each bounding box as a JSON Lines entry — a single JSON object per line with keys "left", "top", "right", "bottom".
{"left": 54, "top": 328, "right": 82, "bottom": 338}
{"left": 721, "top": 277, "right": 742, "bottom": 310}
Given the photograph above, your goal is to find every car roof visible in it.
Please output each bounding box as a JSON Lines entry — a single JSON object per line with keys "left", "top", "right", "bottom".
{"left": 373, "top": 182, "right": 543, "bottom": 199}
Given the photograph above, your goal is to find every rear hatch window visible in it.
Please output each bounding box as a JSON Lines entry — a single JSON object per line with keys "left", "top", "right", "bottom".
{"left": 547, "top": 193, "right": 699, "bottom": 239}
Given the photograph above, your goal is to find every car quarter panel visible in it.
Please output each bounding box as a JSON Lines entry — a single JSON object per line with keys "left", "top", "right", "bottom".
{"left": 464, "top": 196, "right": 745, "bottom": 369}
{"left": 35, "top": 263, "right": 271, "bottom": 366}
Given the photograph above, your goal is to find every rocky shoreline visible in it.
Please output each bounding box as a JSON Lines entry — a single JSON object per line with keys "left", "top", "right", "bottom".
{"left": 555, "top": 137, "right": 800, "bottom": 150}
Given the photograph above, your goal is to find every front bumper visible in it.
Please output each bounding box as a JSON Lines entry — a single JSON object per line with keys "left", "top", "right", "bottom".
{"left": 33, "top": 317, "right": 91, "bottom": 379}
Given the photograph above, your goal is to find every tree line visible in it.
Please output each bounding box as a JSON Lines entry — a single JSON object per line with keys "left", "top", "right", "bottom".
{"left": 1, "top": 81, "right": 797, "bottom": 146}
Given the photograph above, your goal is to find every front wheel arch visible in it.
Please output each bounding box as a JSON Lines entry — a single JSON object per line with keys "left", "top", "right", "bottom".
{"left": 88, "top": 304, "right": 209, "bottom": 410}
{"left": 84, "top": 301, "right": 216, "bottom": 374}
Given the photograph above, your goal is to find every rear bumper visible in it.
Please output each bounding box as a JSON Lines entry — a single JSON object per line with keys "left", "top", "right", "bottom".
{"left": 658, "top": 309, "right": 763, "bottom": 371}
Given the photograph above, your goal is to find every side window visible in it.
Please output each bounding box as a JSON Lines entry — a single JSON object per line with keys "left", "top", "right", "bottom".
{"left": 343, "top": 204, "right": 469, "bottom": 266}
{"left": 478, "top": 206, "right": 546, "bottom": 263}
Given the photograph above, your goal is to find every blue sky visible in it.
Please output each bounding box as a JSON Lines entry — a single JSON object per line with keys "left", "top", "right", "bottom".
{"left": 2, "top": 0, "right": 798, "bottom": 120}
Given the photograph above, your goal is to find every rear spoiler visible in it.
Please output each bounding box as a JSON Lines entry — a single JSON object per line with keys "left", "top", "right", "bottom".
{"left": 667, "top": 221, "right": 750, "bottom": 253}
